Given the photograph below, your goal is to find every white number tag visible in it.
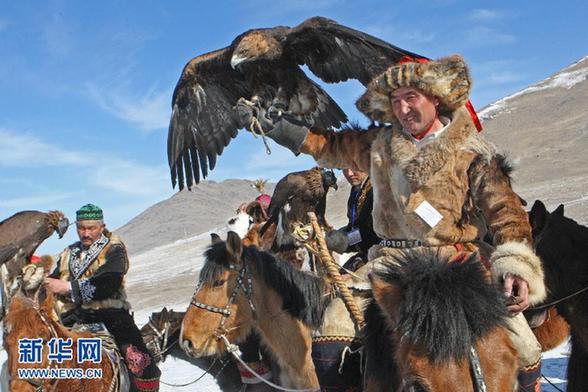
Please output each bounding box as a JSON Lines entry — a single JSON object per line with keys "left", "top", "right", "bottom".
{"left": 414, "top": 200, "right": 443, "bottom": 228}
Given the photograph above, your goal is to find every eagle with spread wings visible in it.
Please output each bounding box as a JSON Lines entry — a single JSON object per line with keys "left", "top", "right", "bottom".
{"left": 167, "top": 16, "right": 423, "bottom": 190}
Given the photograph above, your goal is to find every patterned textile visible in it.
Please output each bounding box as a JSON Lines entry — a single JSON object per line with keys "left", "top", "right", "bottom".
{"left": 125, "top": 344, "right": 152, "bottom": 376}
{"left": 78, "top": 279, "right": 97, "bottom": 303}
{"left": 76, "top": 203, "right": 103, "bottom": 221}
{"left": 68, "top": 233, "right": 109, "bottom": 279}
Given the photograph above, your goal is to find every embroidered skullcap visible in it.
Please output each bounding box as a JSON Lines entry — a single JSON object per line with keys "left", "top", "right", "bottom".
{"left": 76, "top": 204, "right": 103, "bottom": 221}
{"left": 356, "top": 55, "right": 472, "bottom": 124}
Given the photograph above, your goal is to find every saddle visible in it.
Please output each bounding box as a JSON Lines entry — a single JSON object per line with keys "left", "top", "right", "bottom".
{"left": 71, "top": 322, "right": 131, "bottom": 392}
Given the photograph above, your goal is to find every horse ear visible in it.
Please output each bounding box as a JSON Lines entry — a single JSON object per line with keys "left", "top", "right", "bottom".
{"left": 529, "top": 200, "right": 549, "bottom": 233}
{"left": 226, "top": 231, "right": 243, "bottom": 263}
{"left": 36, "top": 285, "right": 51, "bottom": 309}
{"left": 369, "top": 273, "right": 402, "bottom": 321}
{"left": 210, "top": 233, "right": 222, "bottom": 245}
{"left": 553, "top": 204, "right": 565, "bottom": 216}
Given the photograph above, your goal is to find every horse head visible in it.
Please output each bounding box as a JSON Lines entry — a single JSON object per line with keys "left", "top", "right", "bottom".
{"left": 365, "top": 252, "right": 517, "bottom": 391}
{"left": 528, "top": 199, "right": 586, "bottom": 297}
{"left": 180, "top": 231, "right": 256, "bottom": 358}
{"left": 181, "top": 231, "right": 328, "bottom": 360}
{"left": 141, "top": 307, "right": 186, "bottom": 363}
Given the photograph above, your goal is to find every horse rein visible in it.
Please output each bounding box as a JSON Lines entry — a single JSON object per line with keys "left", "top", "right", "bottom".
{"left": 189, "top": 261, "right": 256, "bottom": 339}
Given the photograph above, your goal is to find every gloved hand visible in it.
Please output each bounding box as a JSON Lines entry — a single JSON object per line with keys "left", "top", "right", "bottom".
{"left": 325, "top": 228, "right": 349, "bottom": 254}
{"left": 234, "top": 101, "right": 309, "bottom": 155}
{"left": 234, "top": 101, "right": 275, "bottom": 133}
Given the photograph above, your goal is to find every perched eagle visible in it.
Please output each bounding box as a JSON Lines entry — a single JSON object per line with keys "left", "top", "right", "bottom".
{"left": 260, "top": 167, "right": 338, "bottom": 239}
{"left": 168, "top": 16, "right": 423, "bottom": 189}
{"left": 0, "top": 210, "right": 69, "bottom": 281}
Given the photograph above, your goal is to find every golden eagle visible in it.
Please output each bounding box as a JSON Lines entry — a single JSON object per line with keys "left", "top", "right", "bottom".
{"left": 0, "top": 210, "right": 69, "bottom": 281}
{"left": 260, "top": 167, "right": 338, "bottom": 238}
{"left": 168, "top": 16, "right": 422, "bottom": 189}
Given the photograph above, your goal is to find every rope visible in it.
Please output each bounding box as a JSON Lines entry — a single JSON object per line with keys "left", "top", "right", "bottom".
{"left": 219, "top": 335, "right": 319, "bottom": 392}
{"left": 527, "top": 285, "right": 588, "bottom": 311}
{"left": 308, "top": 212, "right": 365, "bottom": 329}
{"left": 249, "top": 117, "right": 272, "bottom": 155}
{"left": 159, "top": 356, "right": 219, "bottom": 388}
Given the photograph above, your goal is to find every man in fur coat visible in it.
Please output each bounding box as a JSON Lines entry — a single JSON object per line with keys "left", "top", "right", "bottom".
{"left": 236, "top": 55, "right": 546, "bottom": 391}
{"left": 44, "top": 204, "right": 160, "bottom": 392}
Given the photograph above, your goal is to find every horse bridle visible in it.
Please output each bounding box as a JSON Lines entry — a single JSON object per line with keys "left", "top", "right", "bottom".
{"left": 145, "top": 318, "right": 172, "bottom": 362}
{"left": 189, "top": 261, "right": 257, "bottom": 339}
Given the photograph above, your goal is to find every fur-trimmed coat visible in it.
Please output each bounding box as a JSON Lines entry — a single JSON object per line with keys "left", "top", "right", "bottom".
{"left": 301, "top": 107, "right": 546, "bottom": 305}
{"left": 50, "top": 231, "right": 130, "bottom": 318}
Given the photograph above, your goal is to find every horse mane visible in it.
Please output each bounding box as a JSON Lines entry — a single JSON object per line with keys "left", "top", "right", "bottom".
{"left": 202, "top": 242, "right": 328, "bottom": 328}
{"left": 6, "top": 294, "right": 88, "bottom": 341}
{"left": 5, "top": 296, "right": 45, "bottom": 337}
{"left": 375, "top": 251, "right": 508, "bottom": 363}
{"left": 363, "top": 300, "right": 400, "bottom": 385}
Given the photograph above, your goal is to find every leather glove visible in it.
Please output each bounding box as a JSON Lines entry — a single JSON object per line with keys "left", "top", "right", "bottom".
{"left": 325, "top": 228, "right": 349, "bottom": 254}
{"left": 234, "top": 102, "right": 309, "bottom": 155}
{"left": 234, "top": 101, "right": 274, "bottom": 133}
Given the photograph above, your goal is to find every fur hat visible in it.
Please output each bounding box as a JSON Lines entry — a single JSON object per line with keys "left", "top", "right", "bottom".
{"left": 356, "top": 55, "right": 472, "bottom": 123}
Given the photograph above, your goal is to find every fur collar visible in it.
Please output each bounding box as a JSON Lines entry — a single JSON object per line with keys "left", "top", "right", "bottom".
{"left": 389, "top": 107, "right": 476, "bottom": 191}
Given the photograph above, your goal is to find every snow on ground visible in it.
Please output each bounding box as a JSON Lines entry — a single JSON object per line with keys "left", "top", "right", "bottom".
{"left": 0, "top": 225, "right": 574, "bottom": 391}
{"left": 0, "top": 333, "right": 571, "bottom": 391}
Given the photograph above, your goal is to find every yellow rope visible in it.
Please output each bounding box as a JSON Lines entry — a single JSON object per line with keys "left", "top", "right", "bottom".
{"left": 307, "top": 212, "right": 365, "bottom": 329}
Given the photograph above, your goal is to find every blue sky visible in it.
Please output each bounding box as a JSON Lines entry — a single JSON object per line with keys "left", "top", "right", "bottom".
{"left": 1, "top": 1, "right": 587, "bottom": 254}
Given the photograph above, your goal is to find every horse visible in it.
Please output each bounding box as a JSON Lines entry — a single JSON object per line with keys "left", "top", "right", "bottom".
{"left": 227, "top": 199, "right": 310, "bottom": 269}
{"left": 141, "top": 307, "right": 185, "bottom": 363}
{"left": 179, "top": 231, "right": 329, "bottom": 389}
{"left": 527, "top": 200, "right": 588, "bottom": 392}
{"left": 140, "top": 307, "right": 242, "bottom": 391}
{"left": 364, "top": 251, "right": 519, "bottom": 392}
{"left": 5, "top": 285, "right": 122, "bottom": 391}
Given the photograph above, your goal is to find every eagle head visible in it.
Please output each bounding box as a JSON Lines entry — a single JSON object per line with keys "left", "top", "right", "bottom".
{"left": 46, "top": 210, "right": 70, "bottom": 239}
{"left": 230, "top": 29, "right": 286, "bottom": 70}
{"left": 321, "top": 169, "right": 338, "bottom": 191}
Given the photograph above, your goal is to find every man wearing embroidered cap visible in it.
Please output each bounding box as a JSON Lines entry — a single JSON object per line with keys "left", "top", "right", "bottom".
{"left": 44, "top": 204, "right": 160, "bottom": 391}
{"left": 236, "top": 56, "right": 545, "bottom": 391}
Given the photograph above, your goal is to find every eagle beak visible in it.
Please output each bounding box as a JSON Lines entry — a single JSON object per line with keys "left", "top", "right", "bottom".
{"left": 57, "top": 217, "right": 70, "bottom": 238}
{"left": 230, "top": 56, "right": 246, "bottom": 70}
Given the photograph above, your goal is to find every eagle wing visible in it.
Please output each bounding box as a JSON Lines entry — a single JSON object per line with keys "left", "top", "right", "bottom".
{"left": 0, "top": 211, "right": 53, "bottom": 277}
{"left": 285, "top": 16, "right": 424, "bottom": 86}
{"left": 168, "top": 48, "right": 253, "bottom": 190}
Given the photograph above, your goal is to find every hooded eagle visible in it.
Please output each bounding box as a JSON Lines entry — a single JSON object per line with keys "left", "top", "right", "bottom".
{"left": 261, "top": 167, "right": 338, "bottom": 239}
{"left": 168, "top": 16, "right": 422, "bottom": 190}
{"left": 0, "top": 210, "right": 69, "bottom": 281}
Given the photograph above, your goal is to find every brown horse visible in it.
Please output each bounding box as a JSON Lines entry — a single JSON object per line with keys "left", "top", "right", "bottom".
{"left": 527, "top": 200, "right": 588, "bottom": 391}
{"left": 140, "top": 307, "right": 242, "bottom": 391}
{"left": 5, "top": 286, "right": 120, "bottom": 392}
{"left": 365, "top": 252, "right": 518, "bottom": 392}
{"left": 180, "top": 231, "right": 329, "bottom": 389}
